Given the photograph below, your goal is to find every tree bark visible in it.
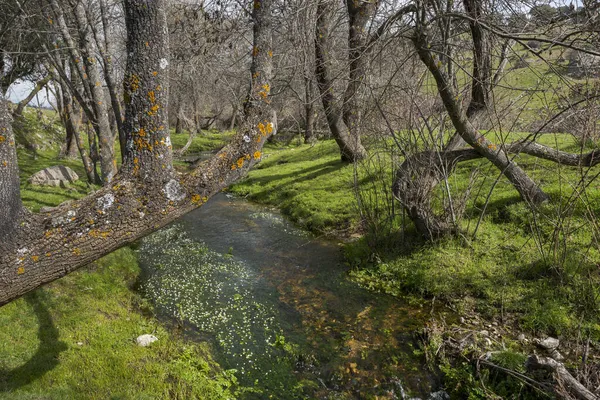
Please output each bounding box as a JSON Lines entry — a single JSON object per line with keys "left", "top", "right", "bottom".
{"left": 93, "top": 0, "right": 126, "bottom": 162}
{"left": 0, "top": 95, "right": 22, "bottom": 245}
{"left": 304, "top": 75, "right": 316, "bottom": 144}
{"left": 0, "top": 0, "right": 275, "bottom": 307}
{"left": 314, "top": 0, "right": 367, "bottom": 162}
{"left": 59, "top": 78, "right": 95, "bottom": 180}
{"left": 412, "top": 31, "right": 548, "bottom": 206}
{"left": 342, "top": 0, "right": 378, "bottom": 140}
{"left": 72, "top": 0, "right": 116, "bottom": 184}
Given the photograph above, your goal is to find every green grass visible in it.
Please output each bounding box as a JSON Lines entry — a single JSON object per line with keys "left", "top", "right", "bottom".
{"left": 230, "top": 140, "right": 362, "bottom": 234}
{"left": 0, "top": 249, "right": 234, "bottom": 399}
{"left": 170, "top": 129, "right": 234, "bottom": 154}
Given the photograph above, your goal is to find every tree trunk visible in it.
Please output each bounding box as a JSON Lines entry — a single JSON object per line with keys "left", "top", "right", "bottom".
{"left": 413, "top": 31, "right": 548, "bottom": 206}
{"left": 175, "top": 94, "right": 184, "bottom": 134}
{"left": 0, "top": 0, "right": 276, "bottom": 307}
{"left": 72, "top": 0, "right": 116, "bottom": 184}
{"left": 13, "top": 75, "right": 51, "bottom": 118}
{"left": 97, "top": 0, "right": 126, "bottom": 161}
{"left": 304, "top": 75, "right": 316, "bottom": 144}
{"left": 229, "top": 105, "right": 237, "bottom": 131}
{"left": 342, "top": 0, "right": 378, "bottom": 140}
{"left": 314, "top": 0, "right": 367, "bottom": 162}
{"left": 60, "top": 80, "right": 95, "bottom": 181}
{"left": 49, "top": 0, "right": 116, "bottom": 184}
{"left": 0, "top": 95, "right": 22, "bottom": 245}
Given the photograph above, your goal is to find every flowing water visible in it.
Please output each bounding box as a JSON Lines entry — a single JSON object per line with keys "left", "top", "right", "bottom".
{"left": 137, "top": 193, "right": 440, "bottom": 399}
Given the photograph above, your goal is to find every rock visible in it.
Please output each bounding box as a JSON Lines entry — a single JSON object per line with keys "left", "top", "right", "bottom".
{"left": 551, "top": 350, "right": 565, "bottom": 361}
{"left": 428, "top": 390, "right": 450, "bottom": 400}
{"left": 536, "top": 337, "right": 559, "bottom": 350}
{"left": 136, "top": 334, "right": 158, "bottom": 347}
{"left": 28, "top": 165, "right": 79, "bottom": 187}
{"left": 517, "top": 333, "right": 526, "bottom": 342}
{"left": 480, "top": 330, "right": 490, "bottom": 337}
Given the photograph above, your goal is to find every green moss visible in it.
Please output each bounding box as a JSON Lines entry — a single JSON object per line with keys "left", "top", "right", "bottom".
{"left": 230, "top": 140, "right": 359, "bottom": 234}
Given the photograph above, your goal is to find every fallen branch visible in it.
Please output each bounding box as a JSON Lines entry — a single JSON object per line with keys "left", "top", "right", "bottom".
{"left": 526, "top": 355, "right": 598, "bottom": 400}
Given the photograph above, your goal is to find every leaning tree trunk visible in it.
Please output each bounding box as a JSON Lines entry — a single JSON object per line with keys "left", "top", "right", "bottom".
{"left": 0, "top": 0, "right": 276, "bottom": 307}
{"left": 393, "top": 2, "right": 544, "bottom": 238}
{"left": 394, "top": 30, "right": 548, "bottom": 240}
{"left": 315, "top": 0, "right": 367, "bottom": 162}
{"left": 59, "top": 78, "right": 95, "bottom": 181}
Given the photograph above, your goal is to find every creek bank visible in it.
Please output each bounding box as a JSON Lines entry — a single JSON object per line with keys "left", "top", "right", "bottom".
{"left": 137, "top": 193, "right": 447, "bottom": 399}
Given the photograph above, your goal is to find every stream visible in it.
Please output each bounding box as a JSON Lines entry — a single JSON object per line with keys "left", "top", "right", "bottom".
{"left": 137, "top": 193, "right": 442, "bottom": 399}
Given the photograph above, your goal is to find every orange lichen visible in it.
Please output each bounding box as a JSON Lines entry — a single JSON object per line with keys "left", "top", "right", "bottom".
{"left": 258, "top": 122, "right": 266, "bottom": 135}
{"left": 147, "top": 104, "right": 160, "bottom": 116}
{"left": 0, "top": 135, "right": 5, "bottom": 143}
{"left": 152, "top": 71, "right": 158, "bottom": 76}
{"left": 266, "top": 122, "right": 273, "bottom": 134}
{"left": 236, "top": 157, "right": 245, "bottom": 168}
{"left": 231, "top": 164, "right": 237, "bottom": 170}
{"left": 268, "top": 50, "right": 273, "bottom": 57}
{"left": 252, "top": 46, "right": 259, "bottom": 56}
{"left": 138, "top": 128, "right": 147, "bottom": 137}
{"left": 31, "top": 255, "right": 39, "bottom": 262}
{"left": 128, "top": 74, "right": 140, "bottom": 92}
{"left": 72, "top": 248, "right": 81, "bottom": 256}
{"left": 148, "top": 90, "right": 156, "bottom": 103}
{"left": 253, "top": 151, "right": 261, "bottom": 160}
{"left": 17, "top": 267, "right": 25, "bottom": 275}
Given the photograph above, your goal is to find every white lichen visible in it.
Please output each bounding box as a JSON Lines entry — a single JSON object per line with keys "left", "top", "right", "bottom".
{"left": 164, "top": 179, "right": 186, "bottom": 202}
{"left": 243, "top": 135, "right": 251, "bottom": 143}
{"left": 97, "top": 193, "right": 115, "bottom": 211}
{"left": 159, "top": 58, "right": 168, "bottom": 70}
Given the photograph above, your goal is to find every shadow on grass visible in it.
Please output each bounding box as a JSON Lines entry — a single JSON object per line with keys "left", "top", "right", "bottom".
{"left": 0, "top": 291, "right": 68, "bottom": 392}
{"left": 244, "top": 159, "right": 346, "bottom": 192}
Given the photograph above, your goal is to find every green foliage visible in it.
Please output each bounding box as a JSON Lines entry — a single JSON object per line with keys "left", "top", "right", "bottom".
{"left": 170, "top": 129, "right": 234, "bottom": 153}
{"left": 230, "top": 140, "right": 360, "bottom": 234}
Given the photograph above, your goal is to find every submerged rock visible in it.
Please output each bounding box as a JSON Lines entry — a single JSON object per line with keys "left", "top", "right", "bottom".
{"left": 29, "top": 165, "right": 79, "bottom": 187}
{"left": 136, "top": 334, "right": 158, "bottom": 347}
